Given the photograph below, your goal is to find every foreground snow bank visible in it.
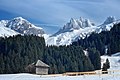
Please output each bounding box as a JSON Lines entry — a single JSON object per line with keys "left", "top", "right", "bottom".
{"left": 0, "top": 73, "right": 120, "bottom": 80}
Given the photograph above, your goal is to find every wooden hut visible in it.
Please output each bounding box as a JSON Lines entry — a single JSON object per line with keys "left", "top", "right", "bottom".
{"left": 35, "top": 60, "right": 49, "bottom": 75}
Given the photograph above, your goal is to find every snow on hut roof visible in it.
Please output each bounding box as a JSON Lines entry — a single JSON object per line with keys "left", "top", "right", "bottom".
{"left": 36, "top": 60, "right": 49, "bottom": 68}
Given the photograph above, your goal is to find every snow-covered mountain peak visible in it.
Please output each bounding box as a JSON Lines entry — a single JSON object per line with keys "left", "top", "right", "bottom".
{"left": 46, "top": 16, "right": 120, "bottom": 46}
{"left": 96, "top": 16, "right": 118, "bottom": 33}
{"left": 5, "top": 17, "right": 45, "bottom": 35}
{"left": 84, "top": 19, "right": 93, "bottom": 27}
{"left": 8, "top": 17, "right": 31, "bottom": 28}
{"left": 63, "top": 18, "right": 79, "bottom": 30}
{"left": 0, "top": 17, "right": 47, "bottom": 37}
{"left": 55, "top": 17, "right": 95, "bottom": 35}
{"left": 79, "top": 17, "right": 83, "bottom": 21}
{"left": 47, "top": 17, "right": 97, "bottom": 46}
{"left": 13, "top": 17, "right": 25, "bottom": 20}
{"left": 70, "top": 18, "right": 76, "bottom": 23}
{"left": 103, "top": 16, "right": 116, "bottom": 24}
{"left": 10, "top": 17, "right": 29, "bottom": 26}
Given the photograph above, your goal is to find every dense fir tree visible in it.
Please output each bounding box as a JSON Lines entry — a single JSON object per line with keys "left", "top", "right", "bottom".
{"left": 88, "top": 48, "right": 101, "bottom": 70}
{"left": 102, "top": 58, "right": 110, "bottom": 74}
{"left": 105, "top": 58, "right": 110, "bottom": 69}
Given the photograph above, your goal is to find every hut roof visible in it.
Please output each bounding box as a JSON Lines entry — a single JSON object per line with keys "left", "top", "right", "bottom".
{"left": 36, "top": 60, "right": 49, "bottom": 68}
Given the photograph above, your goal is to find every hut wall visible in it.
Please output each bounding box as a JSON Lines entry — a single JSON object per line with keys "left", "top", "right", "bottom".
{"left": 36, "top": 67, "right": 48, "bottom": 75}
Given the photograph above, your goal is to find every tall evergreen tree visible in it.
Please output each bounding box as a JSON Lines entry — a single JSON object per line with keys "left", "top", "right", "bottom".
{"left": 88, "top": 48, "right": 101, "bottom": 70}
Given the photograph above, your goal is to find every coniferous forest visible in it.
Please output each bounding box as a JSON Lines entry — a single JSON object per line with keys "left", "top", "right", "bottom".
{"left": 0, "top": 23, "right": 120, "bottom": 74}
{"left": 0, "top": 35, "right": 99, "bottom": 74}
{"left": 73, "top": 23, "right": 120, "bottom": 56}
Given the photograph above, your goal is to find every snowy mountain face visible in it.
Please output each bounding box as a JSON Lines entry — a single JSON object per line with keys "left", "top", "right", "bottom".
{"left": 54, "top": 17, "right": 95, "bottom": 36}
{"left": 46, "top": 16, "right": 120, "bottom": 46}
{"left": 0, "top": 20, "right": 9, "bottom": 27}
{"left": 0, "top": 25, "right": 19, "bottom": 37}
{"left": 0, "top": 17, "right": 46, "bottom": 37}
{"left": 0, "top": 20, "right": 19, "bottom": 37}
{"left": 96, "top": 16, "right": 119, "bottom": 33}
{"left": 6, "top": 17, "right": 45, "bottom": 36}
{"left": 0, "top": 16, "right": 120, "bottom": 46}
{"left": 103, "top": 16, "right": 116, "bottom": 24}
{"left": 46, "top": 17, "right": 97, "bottom": 46}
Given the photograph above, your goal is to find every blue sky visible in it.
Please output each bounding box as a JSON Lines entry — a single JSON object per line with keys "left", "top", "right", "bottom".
{"left": 0, "top": 0, "right": 120, "bottom": 34}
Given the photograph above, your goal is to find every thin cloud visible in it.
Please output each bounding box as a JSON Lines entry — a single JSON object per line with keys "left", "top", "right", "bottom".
{"left": 0, "top": 0, "right": 120, "bottom": 33}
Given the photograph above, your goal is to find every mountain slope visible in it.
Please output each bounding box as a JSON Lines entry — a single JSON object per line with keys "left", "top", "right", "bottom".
{"left": 6, "top": 17, "right": 45, "bottom": 36}
{"left": 46, "top": 16, "right": 120, "bottom": 46}
{"left": 46, "top": 17, "right": 96, "bottom": 45}
{"left": 0, "top": 16, "right": 120, "bottom": 46}
{"left": 0, "top": 17, "right": 45, "bottom": 37}
{"left": 0, "top": 20, "right": 19, "bottom": 37}
{"left": 96, "top": 16, "right": 119, "bottom": 33}
{"left": 53, "top": 17, "right": 95, "bottom": 36}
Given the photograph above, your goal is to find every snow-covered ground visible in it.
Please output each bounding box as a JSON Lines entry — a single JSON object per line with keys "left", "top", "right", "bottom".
{"left": 0, "top": 73, "right": 120, "bottom": 80}
{"left": 0, "top": 53, "right": 120, "bottom": 80}
{"left": 101, "top": 55, "right": 120, "bottom": 70}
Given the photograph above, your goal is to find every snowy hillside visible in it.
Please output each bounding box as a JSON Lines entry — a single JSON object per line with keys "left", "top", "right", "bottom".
{"left": 1, "top": 73, "right": 120, "bottom": 80}
{"left": 0, "top": 21, "right": 19, "bottom": 37}
{"left": 46, "top": 26, "right": 97, "bottom": 45}
{"left": 1, "top": 52, "right": 120, "bottom": 80}
{"left": 101, "top": 52, "right": 120, "bottom": 70}
{"left": 46, "top": 16, "right": 120, "bottom": 46}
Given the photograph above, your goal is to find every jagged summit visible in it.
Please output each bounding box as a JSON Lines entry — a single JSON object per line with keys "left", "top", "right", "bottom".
{"left": 53, "top": 17, "right": 95, "bottom": 36}
{"left": 13, "top": 17, "right": 25, "bottom": 20}
{"left": 103, "top": 16, "right": 116, "bottom": 24}
{"left": 47, "top": 17, "right": 97, "bottom": 45}
{"left": 63, "top": 18, "right": 79, "bottom": 30}
{"left": 96, "top": 16, "right": 118, "bottom": 33}
{"left": 46, "top": 16, "right": 120, "bottom": 46}
{"left": 63, "top": 17, "right": 95, "bottom": 31}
